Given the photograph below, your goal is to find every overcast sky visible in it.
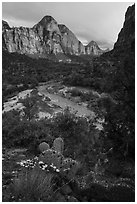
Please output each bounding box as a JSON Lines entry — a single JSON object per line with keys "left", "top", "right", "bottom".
{"left": 2, "top": 2, "right": 134, "bottom": 49}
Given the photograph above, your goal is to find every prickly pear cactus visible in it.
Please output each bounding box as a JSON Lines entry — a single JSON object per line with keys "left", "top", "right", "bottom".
{"left": 53, "top": 137, "right": 64, "bottom": 154}
{"left": 39, "top": 149, "right": 64, "bottom": 170}
{"left": 38, "top": 138, "right": 80, "bottom": 179}
{"left": 39, "top": 142, "right": 50, "bottom": 153}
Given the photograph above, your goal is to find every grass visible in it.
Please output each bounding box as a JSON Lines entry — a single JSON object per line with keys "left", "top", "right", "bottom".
{"left": 10, "top": 167, "right": 56, "bottom": 202}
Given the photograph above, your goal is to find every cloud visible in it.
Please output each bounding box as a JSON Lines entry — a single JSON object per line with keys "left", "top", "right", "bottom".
{"left": 96, "top": 41, "right": 114, "bottom": 50}
{"left": 3, "top": 17, "right": 35, "bottom": 28}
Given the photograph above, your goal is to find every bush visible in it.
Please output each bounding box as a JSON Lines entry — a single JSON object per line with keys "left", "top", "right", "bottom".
{"left": 50, "top": 109, "right": 102, "bottom": 168}
{"left": 2, "top": 110, "right": 52, "bottom": 150}
{"left": 69, "top": 88, "right": 83, "bottom": 97}
{"left": 2, "top": 108, "right": 103, "bottom": 168}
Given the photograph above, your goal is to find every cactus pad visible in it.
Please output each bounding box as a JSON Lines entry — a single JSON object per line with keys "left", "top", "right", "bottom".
{"left": 53, "top": 137, "right": 64, "bottom": 154}
{"left": 38, "top": 138, "right": 80, "bottom": 179}
{"left": 39, "top": 149, "right": 64, "bottom": 170}
{"left": 39, "top": 142, "right": 50, "bottom": 153}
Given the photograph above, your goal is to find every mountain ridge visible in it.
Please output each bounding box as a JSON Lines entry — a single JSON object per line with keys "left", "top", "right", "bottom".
{"left": 2, "top": 16, "right": 108, "bottom": 59}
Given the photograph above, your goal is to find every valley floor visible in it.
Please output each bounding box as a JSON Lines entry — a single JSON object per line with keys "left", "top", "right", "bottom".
{"left": 2, "top": 81, "right": 135, "bottom": 202}
{"left": 3, "top": 81, "right": 104, "bottom": 128}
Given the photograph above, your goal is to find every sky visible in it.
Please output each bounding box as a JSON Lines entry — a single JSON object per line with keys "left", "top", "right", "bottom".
{"left": 2, "top": 2, "right": 134, "bottom": 49}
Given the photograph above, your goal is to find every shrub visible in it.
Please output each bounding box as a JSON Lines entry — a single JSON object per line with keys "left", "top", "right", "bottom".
{"left": 50, "top": 109, "right": 102, "bottom": 168}
{"left": 3, "top": 108, "right": 103, "bottom": 169}
{"left": 2, "top": 111, "right": 52, "bottom": 149}
{"left": 70, "top": 88, "right": 83, "bottom": 97}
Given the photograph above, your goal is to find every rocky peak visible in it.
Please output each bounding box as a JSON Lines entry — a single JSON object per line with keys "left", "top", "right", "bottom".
{"left": 2, "top": 20, "right": 10, "bottom": 30}
{"left": 33, "top": 15, "right": 58, "bottom": 30}
{"left": 39, "top": 15, "right": 56, "bottom": 24}
{"left": 87, "top": 40, "right": 101, "bottom": 49}
{"left": 85, "top": 40, "right": 105, "bottom": 55}
{"left": 33, "top": 15, "right": 61, "bottom": 37}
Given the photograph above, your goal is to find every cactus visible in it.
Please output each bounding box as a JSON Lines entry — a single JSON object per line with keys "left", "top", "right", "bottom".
{"left": 53, "top": 137, "right": 64, "bottom": 154}
{"left": 39, "top": 149, "right": 64, "bottom": 170}
{"left": 39, "top": 142, "right": 50, "bottom": 153}
{"left": 38, "top": 138, "right": 80, "bottom": 180}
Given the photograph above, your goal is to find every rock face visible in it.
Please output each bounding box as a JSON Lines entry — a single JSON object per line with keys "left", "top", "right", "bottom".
{"left": 2, "top": 16, "right": 62, "bottom": 55}
{"left": 2, "top": 15, "right": 106, "bottom": 58}
{"left": 2, "top": 26, "right": 42, "bottom": 54}
{"left": 33, "top": 16, "right": 63, "bottom": 55}
{"left": 59, "top": 24, "right": 85, "bottom": 55}
{"left": 113, "top": 4, "right": 135, "bottom": 53}
{"left": 85, "top": 41, "right": 104, "bottom": 56}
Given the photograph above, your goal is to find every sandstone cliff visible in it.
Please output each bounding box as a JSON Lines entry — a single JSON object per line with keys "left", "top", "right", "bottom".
{"left": 85, "top": 40, "right": 105, "bottom": 56}
{"left": 59, "top": 24, "right": 85, "bottom": 55}
{"left": 33, "top": 16, "right": 63, "bottom": 55}
{"left": 2, "top": 15, "right": 106, "bottom": 58}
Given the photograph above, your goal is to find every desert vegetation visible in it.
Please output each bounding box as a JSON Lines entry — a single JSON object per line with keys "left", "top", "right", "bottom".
{"left": 2, "top": 4, "right": 135, "bottom": 201}
{"left": 2, "top": 48, "right": 135, "bottom": 201}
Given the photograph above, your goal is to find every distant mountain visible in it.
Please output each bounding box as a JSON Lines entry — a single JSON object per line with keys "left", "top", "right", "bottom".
{"left": 85, "top": 41, "right": 107, "bottom": 56}
{"left": 2, "top": 15, "right": 108, "bottom": 60}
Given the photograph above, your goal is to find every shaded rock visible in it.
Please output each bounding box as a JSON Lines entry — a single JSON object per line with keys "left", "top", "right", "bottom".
{"left": 113, "top": 4, "right": 135, "bottom": 54}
